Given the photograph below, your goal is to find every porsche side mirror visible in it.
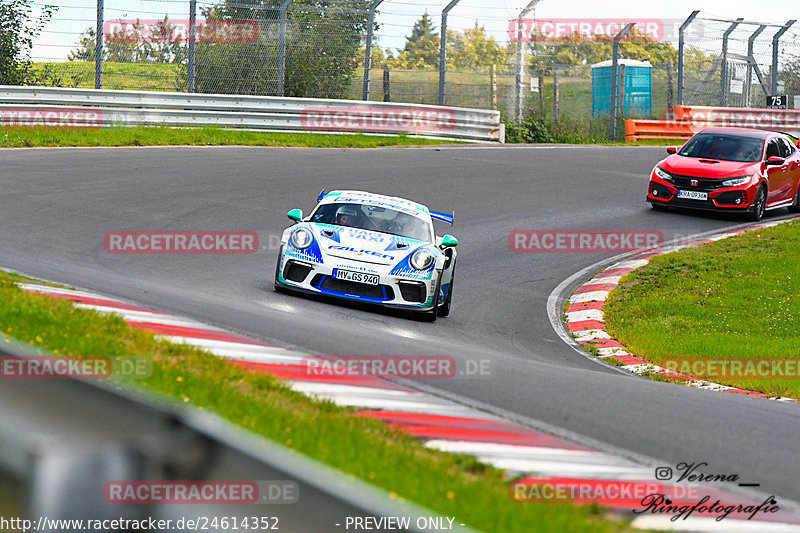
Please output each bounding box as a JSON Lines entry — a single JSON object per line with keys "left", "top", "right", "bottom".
{"left": 287, "top": 208, "right": 303, "bottom": 222}
{"left": 440, "top": 234, "right": 458, "bottom": 248}
{"left": 666, "top": 146, "right": 678, "bottom": 155}
{"left": 766, "top": 156, "right": 785, "bottom": 166}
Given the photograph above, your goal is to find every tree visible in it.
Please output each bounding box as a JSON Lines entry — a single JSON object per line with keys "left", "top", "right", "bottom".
{"left": 0, "top": 0, "right": 55, "bottom": 84}
{"left": 70, "top": 17, "right": 186, "bottom": 64}
{"left": 188, "top": 0, "right": 370, "bottom": 98}
{"left": 528, "top": 29, "right": 678, "bottom": 75}
{"left": 392, "top": 12, "right": 438, "bottom": 69}
{"left": 780, "top": 54, "right": 800, "bottom": 100}
{"left": 447, "top": 22, "right": 509, "bottom": 69}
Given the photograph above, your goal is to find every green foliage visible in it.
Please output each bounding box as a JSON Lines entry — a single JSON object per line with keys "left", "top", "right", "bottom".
{"left": 391, "top": 11, "right": 439, "bottom": 69}
{"left": 190, "top": 0, "right": 370, "bottom": 98}
{"left": 447, "top": 22, "right": 509, "bottom": 69}
{"left": 528, "top": 30, "right": 679, "bottom": 75}
{"left": 504, "top": 113, "right": 555, "bottom": 143}
{"left": 70, "top": 18, "right": 186, "bottom": 64}
{"left": 0, "top": 0, "right": 55, "bottom": 85}
{"left": 780, "top": 54, "right": 800, "bottom": 98}
{"left": 505, "top": 111, "right": 610, "bottom": 144}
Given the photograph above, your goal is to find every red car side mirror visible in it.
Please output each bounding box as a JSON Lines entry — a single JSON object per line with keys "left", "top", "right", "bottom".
{"left": 666, "top": 146, "right": 678, "bottom": 154}
{"left": 766, "top": 156, "right": 785, "bottom": 166}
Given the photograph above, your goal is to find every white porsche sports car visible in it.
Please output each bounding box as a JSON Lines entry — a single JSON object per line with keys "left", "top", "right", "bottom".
{"left": 274, "top": 190, "right": 458, "bottom": 321}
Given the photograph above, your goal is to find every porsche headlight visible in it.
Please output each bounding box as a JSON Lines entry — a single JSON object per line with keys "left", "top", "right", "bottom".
{"left": 290, "top": 227, "right": 313, "bottom": 250}
{"left": 410, "top": 249, "right": 435, "bottom": 270}
{"left": 721, "top": 175, "right": 751, "bottom": 187}
{"left": 654, "top": 167, "right": 673, "bottom": 182}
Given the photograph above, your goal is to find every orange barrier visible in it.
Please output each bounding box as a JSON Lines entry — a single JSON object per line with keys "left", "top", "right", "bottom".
{"left": 626, "top": 105, "right": 800, "bottom": 142}
{"left": 624, "top": 119, "right": 695, "bottom": 142}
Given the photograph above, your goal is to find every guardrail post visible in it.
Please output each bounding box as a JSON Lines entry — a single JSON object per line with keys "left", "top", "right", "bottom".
{"left": 609, "top": 23, "right": 634, "bottom": 142}
{"left": 95, "top": 0, "right": 103, "bottom": 89}
{"left": 720, "top": 18, "right": 743, "bottom": 106}
{"left": 677, "top": 11, "right": 699, "bottom": 106}
{"left": 362, "top": 0, "right": 386, "bottom": 100}
{"left": 188, "top": 0, "right": 196, "bottom": 93}
{"left": 438, "top": 0, "right": 460, "bottom": 106}
{"left": 277, "top": 0, "right": 293, "bottom": 96}
{"left": 772, "top": 20, "right": 796, "bottom": 95}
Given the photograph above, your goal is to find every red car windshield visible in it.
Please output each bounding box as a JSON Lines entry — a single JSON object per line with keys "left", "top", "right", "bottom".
{"left": 678, "top": 134, "right": 763, "bottom": 163}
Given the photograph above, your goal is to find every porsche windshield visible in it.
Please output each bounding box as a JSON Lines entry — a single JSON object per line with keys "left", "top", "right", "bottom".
{"left": 310, "top": 202, "right": 433, "bottom": 242}
{"left": 678, "top": 134, "right": 764, "bottom": 162}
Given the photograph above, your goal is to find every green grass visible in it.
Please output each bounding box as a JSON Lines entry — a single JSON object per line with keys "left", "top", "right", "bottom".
{"left": 31, "top": 61, "right": 184, "bottom": 92}
{"left": 0, "top": 271, "right": 639, "bottom": 533}
{"left": 0, "top": 126, "right": 456, "bottom": 148}
{"left": 604, "top": 221, "right": 800, "bottom": 398}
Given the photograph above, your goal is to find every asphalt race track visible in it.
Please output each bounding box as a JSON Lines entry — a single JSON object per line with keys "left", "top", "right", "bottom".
{"left": 2, "top": 144, "right": 798, "bottom": 504}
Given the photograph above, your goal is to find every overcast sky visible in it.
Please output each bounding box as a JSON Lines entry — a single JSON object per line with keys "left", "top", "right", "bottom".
{"left": 31, "top": 0, "right": 800, "bottom": 61}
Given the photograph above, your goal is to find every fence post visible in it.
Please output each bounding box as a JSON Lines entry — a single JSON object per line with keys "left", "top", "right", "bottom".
{"left": 720, "top": 18, "right": 743, "bottom": 107}
{"left": 362, "top": 0, "right": 386, "bottom": 100}
{"left": 666, "top": 61, "right": 674, "bottom": 119}
{"left": 677, "top": 10, "right": 699, "bottom": 105}
{"left": 383, "top": 66, "right": 390, "bottom": 102}
{"left": 513, "top": 0, "right": 541, "bottom": 122}
{"left": 538, "top": 72, "right": 544, "bottom": 113}
{"left": 277, "top": 0, "right": 293, "bottom": 97}
{"left": 745, "top": 25, "right": 766, "bottom": 107}
{"left": 94, "top": 0, "right": 103, "bottom": 89}
{"left": 438, "top": 0, "right": 461, "bottom": 106}
{"left": 188, "top": 0, "right": 196, "bottom": 93}
{"left": 490, "top": 64, "right": 496, "bottom": 109}
{"left": 772, "top": 20, "right": 796, "bottom": 95}
{"left": 552, "top": 69, "right": 559, "bottom": 123}
{"left": 609, "top": 23, "right": 634, "bottom": 142}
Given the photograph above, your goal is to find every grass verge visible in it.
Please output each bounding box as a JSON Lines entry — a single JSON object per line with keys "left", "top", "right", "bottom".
{"left": 604, "top": 220, "right": 800, "bottom": 399}
{"left": 0, "top": 126, "right": 458, "bottom": 149}
{"left": 0, "top": 271, "right": 637, "bottom": 532}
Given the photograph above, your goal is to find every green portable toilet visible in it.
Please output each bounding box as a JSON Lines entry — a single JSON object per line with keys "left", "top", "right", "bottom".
{"left": 591, "top": 59, "right": 652, "bottom": 118}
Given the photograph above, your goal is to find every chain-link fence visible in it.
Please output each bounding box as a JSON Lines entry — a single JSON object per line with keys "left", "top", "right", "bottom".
{"left": 20, "top": 3, "right": 800, "bottom": 123}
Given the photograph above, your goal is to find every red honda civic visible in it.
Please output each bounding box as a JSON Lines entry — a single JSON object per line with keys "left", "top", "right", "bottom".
{"left": 646, "top": 127, "right": 800, "bottom": 221}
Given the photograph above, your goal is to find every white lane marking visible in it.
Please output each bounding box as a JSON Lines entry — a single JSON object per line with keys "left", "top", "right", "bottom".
{"left": 597, "top": 347, "right": 629, "bottom": 357}
{"left": 565, "top": 309, "right": 605, "bottom": 322}
{"left": 631, "top": 516, "right": 800, "bottom": 531}
{"left": 19, "top": 283, "right": 154, "bottom": 306}
{"left": 155, "top": 335, "right": 268, "bottom": 349}
{"left": 74, "top": 304, "right": 220, "bottom": 330}
{"left": 606, "top": 259, "right": 650, "bottom": 270}
{"left": 568, "top": 291, "right": 609, "bottom": 303}
{"left": 586, "top": 275, "right": 623, "bottom": 285}
{"left": 572, "top": 330, "right": 611, "bottom": 341}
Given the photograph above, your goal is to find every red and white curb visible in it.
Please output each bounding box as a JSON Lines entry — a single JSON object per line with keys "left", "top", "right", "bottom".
{"left": 17, "top": 281, "right": 800, "bottom": 531}
{"left": 564, "top": 220, "right": 799, "bottom": 403}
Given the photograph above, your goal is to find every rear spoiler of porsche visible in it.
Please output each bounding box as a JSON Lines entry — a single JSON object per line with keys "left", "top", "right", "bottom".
{"left": 430, "top": 210, "right": 454, "bottom": 225}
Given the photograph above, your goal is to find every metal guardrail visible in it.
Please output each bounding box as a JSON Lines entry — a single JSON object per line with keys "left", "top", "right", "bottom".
{"left": 0, "top": 335, "right": 475, "bottom": 532}
{"left": 0, "top": 86, "right": 503, "bottom": 142}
